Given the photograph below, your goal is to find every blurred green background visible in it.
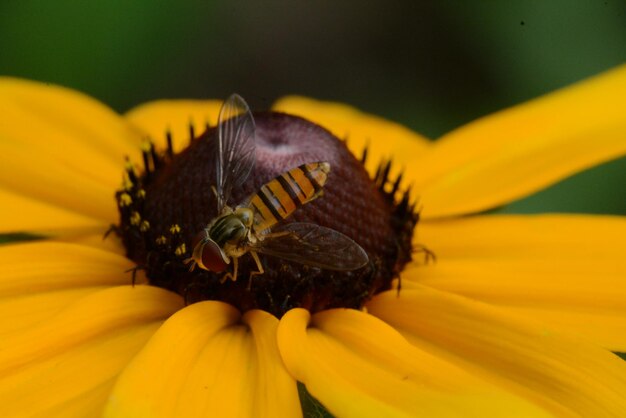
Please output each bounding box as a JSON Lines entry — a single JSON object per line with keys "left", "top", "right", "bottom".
{"left": 1, "top": 0, "right": 624, "bottom": 214}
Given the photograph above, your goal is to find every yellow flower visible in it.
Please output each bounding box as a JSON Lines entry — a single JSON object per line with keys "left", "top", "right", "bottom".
{"left": 1, "top": 66, "right": 626, "bottom": 417}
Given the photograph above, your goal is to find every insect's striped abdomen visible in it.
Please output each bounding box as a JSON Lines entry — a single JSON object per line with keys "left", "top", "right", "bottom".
{"left": 250, "top": 162, "right": 330, "bottom": 232}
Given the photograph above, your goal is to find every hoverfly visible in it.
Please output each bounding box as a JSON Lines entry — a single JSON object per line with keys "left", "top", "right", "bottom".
{"left": 186, "top": 94, "right": 368, "bottom": 283}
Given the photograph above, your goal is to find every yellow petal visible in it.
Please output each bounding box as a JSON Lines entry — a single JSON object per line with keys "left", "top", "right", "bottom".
{"left": 0, "top": 286, "right": 182, "bottom": 417}
{"left": 0, "top": 287, "right": 104, "bottom": 336}
{"left": 124, "top": 99, "right": 224, "bottom": 152}
{"left": 413, "top": 214, "right": 626, "bottom": 350}
{"left": 104, "top": 302, "right": 300, "bottom": 418}
{"left": 0, "top": 78, "right": 143, "bottom": 222}
{"left": 0, "top": 78, "right": 143, "bottom": 169}
{"left": 367, "top": 287, "right": 626, "bottom": 417}
{"left": 0, "top": 242, "right": 137, "bottom": 297}
{"left": 277, "top": 308, "right": 551, "bottom": 418}
{"left": 0, "top": 187, "right": 107, "bottom": 234}
{"left": 0, "top": 138, "right": 118, "bottom": 222}
{"left": 51, "top": 231, "right": 127, "bottom": 255}
{"left": 272, "top": 96, "right": 431, "bottom": 179}
{"left": 413, "top": 65, "right": 626, "bottom": 218}
{"left": 243, "top": 310, "right": 302, "bottom": 418}
{"left": 418, "top": 214, "right": 625, "bottom": 258}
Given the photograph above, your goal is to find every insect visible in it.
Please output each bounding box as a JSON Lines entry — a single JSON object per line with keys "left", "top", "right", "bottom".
{"left": 186, "top": 94, "right": 369, "bottom": 283}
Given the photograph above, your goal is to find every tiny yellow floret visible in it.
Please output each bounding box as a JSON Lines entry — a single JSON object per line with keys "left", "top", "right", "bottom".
{"left": 175, "top": 243, "right": 186, "bottom": 256}
{"left": 130, "top": 211, "right": 141, "bottom": 226}
{"left": 141, "top": 139, "right": 153, "bottom": 152}
{"left": 122, "top": 175, "right": 133, "bottom": 191}
{"left": 125, "top": 159, "right": 136, "bottom": 172}
{"left": 119, "top": 193, "right": 132, "bottom": 207}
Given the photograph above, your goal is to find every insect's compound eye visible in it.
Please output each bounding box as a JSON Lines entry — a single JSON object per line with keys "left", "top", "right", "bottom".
{"left": 191, "top": 230, "right": 229, "bottom": 272}
{"left": 198, "top": 238, "right": 229, "bottom": 273}
{"left": 190, "top": 230, "right": 209, "bottom": 252}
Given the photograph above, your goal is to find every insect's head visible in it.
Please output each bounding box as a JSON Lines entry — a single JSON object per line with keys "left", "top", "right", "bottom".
{"left": 190, "top": 229, "right": 229, "bottom": 273}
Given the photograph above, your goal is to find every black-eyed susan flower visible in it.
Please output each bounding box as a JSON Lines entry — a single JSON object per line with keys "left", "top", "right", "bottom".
{"left": 1, "top": 65, "right": 626, "bottom": 417}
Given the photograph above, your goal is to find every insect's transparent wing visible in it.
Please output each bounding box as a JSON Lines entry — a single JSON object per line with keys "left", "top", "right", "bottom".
{"left": 214, "top": 94, "right": 256, "bottom": 212}
{"left": 255, "top": 222, "right": 369, "bottom": 271}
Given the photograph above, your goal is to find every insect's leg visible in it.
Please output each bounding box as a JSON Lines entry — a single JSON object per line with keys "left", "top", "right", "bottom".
{"left": 130, "top": 266, "right": 138, "bottom": 287}
{"left": 413, "top": 244, "right": 436, "bottom": 264}
{"left": 221, "top": 257, "right": 239, "bottom": 283}
{"left": 183, "top": 257, "right": 197, "bottom": 272}
{"left": 247, "top": 251, "right": 265, "bottom": 290}
{"left": 103, "top": 224, "right": 120, "bottom": 240}
{"left": 250, "top": 251, "right": 265, "bottom": 275}
{"left": 232, "top": 257, "right": 239, "bottom": 282}
{"left": 125, "top": 265, "right": 144, "bottom": 287}
{"left": 280, "top": 295, "right": 291, "bottom": 313}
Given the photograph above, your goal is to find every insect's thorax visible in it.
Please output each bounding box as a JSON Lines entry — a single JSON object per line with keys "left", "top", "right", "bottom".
{"left": 208, "top": 207, "right": 254, "bottom": 247}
